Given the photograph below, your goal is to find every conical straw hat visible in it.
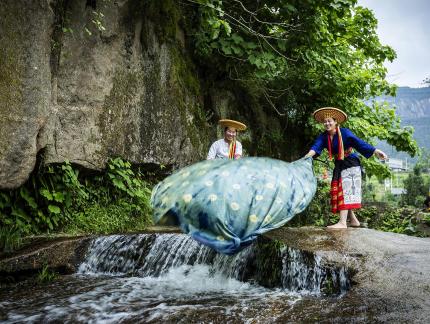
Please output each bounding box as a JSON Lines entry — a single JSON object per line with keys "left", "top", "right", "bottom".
{"left": 313, "top": 107, "right": 347, "bottom": 124}
{"left": 218, "top": 119, "right": 247, "bottom": 131}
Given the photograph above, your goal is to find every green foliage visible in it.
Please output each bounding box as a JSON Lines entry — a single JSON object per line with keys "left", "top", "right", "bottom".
{"left": 291, "top": 179, "right": 336, "bottom": 227}
{"left": 0, "top": 161, "right": 90, "bottom": 236}
{"left": 107, "top": 158, "right": 152, "bottom": 202}
{"left": 0, "top": 226, "right": 22, "bottom": 253}
{"left": 356, "top": 205, "right": 422, "bottom": 236}
{"left": 184, "top": 0, "right": 418, "bottom": 170}
{"left": 254, "top": 239, "right": 284, "bottom": 287}
{"left": 64, "top": 201, "right": 150, "bottom": 235}
{"left": 400, "top": 164, "right": 428, "bottom": 207}
{"left": 37, "top": 264, "right": 58, "bottom": 283}
{"left": 416, "top": 149, "right": 430, "bottom": 173}
{"left": 0, "top": 158, "right": 153, "bottom": 251}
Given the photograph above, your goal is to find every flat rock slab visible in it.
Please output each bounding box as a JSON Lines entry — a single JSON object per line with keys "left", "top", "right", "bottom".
{"left": 267, "top": 227, "right": 430, "bottom": 322}
{"left": 0, "top": 237, "right": 91, "bottom": 275}
{"left": 0, "top": 227, "right": 180, "bottom": 275}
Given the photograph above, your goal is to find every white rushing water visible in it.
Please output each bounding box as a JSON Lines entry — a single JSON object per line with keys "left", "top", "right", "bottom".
{"left": 0, "top": 233, "right": 350, "bottom": 323}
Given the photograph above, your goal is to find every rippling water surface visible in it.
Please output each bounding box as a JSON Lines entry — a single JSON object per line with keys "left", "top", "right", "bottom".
{"left": 1, "top": 266, "right": 310, "bottom": 323}
{"left": 0, "top": 234, "right": 355, "bottom": 323}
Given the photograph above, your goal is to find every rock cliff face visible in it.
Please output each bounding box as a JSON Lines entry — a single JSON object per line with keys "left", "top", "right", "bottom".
{"left": 375, "top": 86, "right": 430, "bottom": 157}
{"left": 0, "top": 0, "right": 53, "bottom": 189}
{"left": 384, "top": 87, "right": 430, "bottom": 118}
{"left": 0, "top": 0, "right": 232, "bottom": 189}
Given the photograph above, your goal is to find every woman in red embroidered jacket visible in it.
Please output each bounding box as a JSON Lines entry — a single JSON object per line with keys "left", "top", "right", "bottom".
{"left": 305, "top": 107, "right": 387, "bottom": 229}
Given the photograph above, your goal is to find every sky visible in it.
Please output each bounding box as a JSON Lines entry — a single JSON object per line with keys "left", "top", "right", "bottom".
{"left": 358, "top": 0, "right": 430, "bottom": 88}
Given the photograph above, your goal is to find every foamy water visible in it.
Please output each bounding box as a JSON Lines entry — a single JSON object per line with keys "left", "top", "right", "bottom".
{"left": 0, "top": 233, "right": 350, "bottom": 323}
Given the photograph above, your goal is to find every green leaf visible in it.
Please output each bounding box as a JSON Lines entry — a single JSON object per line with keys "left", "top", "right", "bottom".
{"left": 245, "top": 42, "right": 258, "bottom": 50}
{"left": 212, "top": 29, "right": 220, "bottom": 40}
{"left": 220, "top": 21, "right": 231, "bottom": 35}
{"left": 231, "top": 45, "right": 243, "bottom": 55}
{"left": 231, "top": 33, "right": 244, "bottom": 44}
{"left": 40, "top": 188, "right": 53, "bottom": 201}
{"left": 11, "top": 208, "right": 32, "bottom": 222}
{"left": 53, "top": 192, "right": 65, "bottom": 203}
{"left": 221, "top": 44, "right": 232, "bottom": 55}
{"left": 48, "top": 205, "right": 61, "bottom": 214}
{"left": 112, "top": 178, "right": 127, "bottom": 191}
{"left": 20, "top": 188, "right": 38, "bottom": 209}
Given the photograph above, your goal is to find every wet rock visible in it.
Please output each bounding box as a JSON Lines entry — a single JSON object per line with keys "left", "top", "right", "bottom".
{"left": 268, "top": 226, "right": 430, "bottom": 322}
{"left": 0, "top": 237, "right": 91, "bottom": 278}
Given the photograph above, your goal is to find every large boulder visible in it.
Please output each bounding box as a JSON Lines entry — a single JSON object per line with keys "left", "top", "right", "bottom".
{"left": 0, "top": 0, "right": 53, "bottom": 189}
{"left": 269, "top": 227, "right": 430, "bottom": 322}
{"left": 0, "top": 0, "right": 211, "bottom": 189}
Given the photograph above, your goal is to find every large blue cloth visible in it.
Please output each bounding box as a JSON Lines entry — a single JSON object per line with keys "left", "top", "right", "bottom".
{"left": 151, "top": 157, "right": 316, "bottom": 255}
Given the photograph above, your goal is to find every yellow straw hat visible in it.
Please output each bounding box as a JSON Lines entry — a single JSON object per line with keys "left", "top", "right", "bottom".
{"left": 218, "top": 119, "right": 247, "bottom": 131}
{"left": 313, "top": 107, "right": 347, "bottom": 124}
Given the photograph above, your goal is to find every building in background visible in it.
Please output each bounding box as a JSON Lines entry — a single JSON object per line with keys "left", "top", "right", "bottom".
{"left": 385, "top": 158, "right": 409, "bottom": 195}
{"left": 386, "top": 158, "right": 408, "bottom": 172}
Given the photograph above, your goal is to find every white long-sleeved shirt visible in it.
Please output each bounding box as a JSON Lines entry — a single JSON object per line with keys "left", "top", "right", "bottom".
{"left": 207, "top": 139, "right": 242, "bottom": 160}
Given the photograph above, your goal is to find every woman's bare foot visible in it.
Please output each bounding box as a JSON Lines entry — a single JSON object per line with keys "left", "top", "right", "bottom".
{"left": 327, "top": 222, "right": 347, "bottom": 229}
{"left": 348, "top": 210, "right": 360, "bottom": 227}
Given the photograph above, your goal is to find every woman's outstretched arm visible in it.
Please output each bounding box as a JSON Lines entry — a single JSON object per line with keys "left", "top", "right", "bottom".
{"left": 304, "top": 150, "right": 317, "bottom": 158}
{"left": 373, "top": 148, "right": 388, "bottom": 160}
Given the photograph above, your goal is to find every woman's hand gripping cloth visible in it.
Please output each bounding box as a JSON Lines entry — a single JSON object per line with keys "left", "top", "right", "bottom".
{"left": 151, "top": 157, "right": 316, "bottom": 255}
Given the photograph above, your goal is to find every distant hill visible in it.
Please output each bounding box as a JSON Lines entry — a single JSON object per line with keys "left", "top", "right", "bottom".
{"left": 373, "top": 86, "right": 430, "bottom": 161}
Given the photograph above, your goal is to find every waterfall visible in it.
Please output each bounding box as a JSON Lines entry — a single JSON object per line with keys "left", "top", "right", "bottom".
{"left": 281, "top": 247, "right": 350, "bottom": 295}
{"left": 78, "top": 233, "right": 350, "bottom": 295}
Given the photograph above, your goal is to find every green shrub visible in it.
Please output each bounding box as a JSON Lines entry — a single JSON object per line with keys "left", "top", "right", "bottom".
{"left": 37, "top": 264, "right": 58, "bottom": 283}
{"left": 0, "top": 226, "right": 22, "bottom": 253}
{"left": 0, "top": 158, "right": 154, "bottom": 252}
{"left": 356, "top": 205, "right": 423, "bottom": 236}
{"left": 400, "top": 164, "right": 427, "bottom": 207}
{"left": 64, "top": 200, "right": 151, "bottom": 235}
{"left": 291, "top": 179, "right": 336, "bottom": 227}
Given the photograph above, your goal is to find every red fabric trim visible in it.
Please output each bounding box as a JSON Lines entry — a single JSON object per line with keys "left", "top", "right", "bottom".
{"left": 334, "top": 147, "right": 353, "bottom": 159}
{"left": 330, "top": 178, "right": 343, "bottom": 213}
{"left": 338, "top": 203, "right": 362, "bottom": 210}
{"left": 331, "top": 177, "right": 362, "bottom": 213}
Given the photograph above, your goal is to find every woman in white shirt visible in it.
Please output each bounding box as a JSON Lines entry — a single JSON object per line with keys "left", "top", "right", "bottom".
{"left": 207, "top": 119, "right": 246, "bottom": 160}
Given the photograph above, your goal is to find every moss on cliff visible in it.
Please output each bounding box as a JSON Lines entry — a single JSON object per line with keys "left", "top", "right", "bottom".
{"left": 100, "top": 69, "right": 144, "bottom": 157}
{"left": 0, "top": 2, "right": 25, "bottom": 155}
{"left": 169, "top": 44, "right": 210, "bottom": 156}
{"left": 254, "top": 238, "right": 284, "bottom": 287}
{"left": 143, "top": 0, "right": 180, "bottom": 44}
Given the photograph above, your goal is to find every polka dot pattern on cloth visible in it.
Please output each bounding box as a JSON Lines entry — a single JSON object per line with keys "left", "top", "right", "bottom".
{"left": 151, "top": 157, "right": 316, "bottom": 255}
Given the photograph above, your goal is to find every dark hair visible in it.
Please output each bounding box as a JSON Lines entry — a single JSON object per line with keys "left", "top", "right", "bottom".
{"left": 224, "top": 127, "right": 237, "bottom": 133}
